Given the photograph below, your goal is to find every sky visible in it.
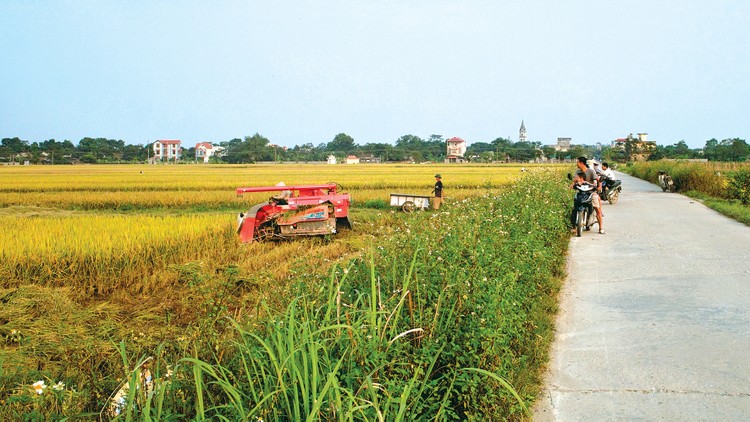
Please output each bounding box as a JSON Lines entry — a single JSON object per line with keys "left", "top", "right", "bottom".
{"left": 2, "top": 1, "right": 749, "bottom": 149}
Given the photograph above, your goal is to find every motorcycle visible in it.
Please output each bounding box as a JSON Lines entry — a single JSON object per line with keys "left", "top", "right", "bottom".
{"left": 658, "top": 171, "right": 676, "bottom": 192}
{"left": 572, "top": 183, "right": 596, "bottom": 237}
{"left": 599, "top": 177, "right": 622, "bottom": 204}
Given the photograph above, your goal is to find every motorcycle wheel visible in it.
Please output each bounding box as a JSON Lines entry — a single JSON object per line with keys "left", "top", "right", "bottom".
{"left": 609, "top": 189, "right": 620, "bottom": 204}
{"left": 576, "top": 210, "right": 585, "bottom": 237}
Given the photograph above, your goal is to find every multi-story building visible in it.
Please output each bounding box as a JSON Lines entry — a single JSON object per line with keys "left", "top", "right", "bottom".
{"left": 612, "top": 133, "right": 656, "bottom": 161}
{"left": 445, "top": 137, "right": 467, "bottom": 163}
{"left": 153, "top": 140, "right": 182, "bottom": 162}
{"left": 556, "top": 138, "right": 571, "bottom": 152}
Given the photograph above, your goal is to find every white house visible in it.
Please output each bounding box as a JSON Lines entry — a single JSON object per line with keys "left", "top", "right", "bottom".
{"left": 195, "top": 142, "right": 216, "bottom": 163}
{"left": 153, "top": 140, "right": 182, "bottom": 162}
{"left": 445, "top": 137, "right": 467, "bottom": 163}
{"left": 327, "top": 154, "right": 337, "bottom": 164}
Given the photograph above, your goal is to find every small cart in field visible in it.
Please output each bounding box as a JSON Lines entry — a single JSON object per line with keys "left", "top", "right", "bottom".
{"left": 389, "top": 193, "right": 431, "bottom": 212}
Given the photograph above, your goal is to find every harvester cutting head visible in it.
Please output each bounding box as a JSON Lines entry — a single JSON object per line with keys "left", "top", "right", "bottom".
{"left": 235, "top": 183, "right": 352, "bottom": 243}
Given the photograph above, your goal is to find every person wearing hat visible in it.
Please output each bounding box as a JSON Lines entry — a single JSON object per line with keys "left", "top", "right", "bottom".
{"left": 431, "top": 174, "right": 443, "bottom": 210}
{"left": 572, "top": 156, "right": 604, "bottom": 234}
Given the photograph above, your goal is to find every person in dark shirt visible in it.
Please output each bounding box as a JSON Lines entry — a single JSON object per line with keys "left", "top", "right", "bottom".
{"left": 432, "top": 174, "right": 443, "bottom": 210}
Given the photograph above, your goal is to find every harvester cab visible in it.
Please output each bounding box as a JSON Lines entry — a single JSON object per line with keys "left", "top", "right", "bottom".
{"left": 235, "top": 183, "right": 352, "bottom": 243}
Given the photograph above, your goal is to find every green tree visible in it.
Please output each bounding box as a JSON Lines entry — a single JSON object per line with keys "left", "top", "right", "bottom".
{"left": 673, "top": 140, "right": 692, "bottom": 158}
{"left": 395, "top": 134, "right": 426, "bottom": 162}
{"left": 1, "top": 137, "right": 28, "bottom": 162}
{"left": 726, "top": 138, "right": 750, "bottom": 161}
{"left": 122, "top": 144, "right": 148, "bottom": 162}
{"left": 359, "top": 142, "right": 398, "bottom": 162}
{"left": 703, "top": 138, "right": 719, "bottom": 160}
{"left": 542, "top": 146, "right": 557, "bottom": 160}
{"left": 223, "top": 135, "right": 271, "bottom": 163}
{"left": 327, "top": 133, "right": 356, "bottom": 154}
{"left": 243, "top": 133, "right": 272, "bottom": 163}
{"left": 425, "top": 134, "right": 446, "bottom": 161}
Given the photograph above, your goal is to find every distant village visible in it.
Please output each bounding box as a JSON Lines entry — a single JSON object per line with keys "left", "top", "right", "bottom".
{"left": 147, "top": 122, "right": 662, "bottom": 165}
{"left": 146, "top": 122, "right": 661, "bottom": 165}
{"left": 3, "top": 121, "right": 748, "bottom": 164}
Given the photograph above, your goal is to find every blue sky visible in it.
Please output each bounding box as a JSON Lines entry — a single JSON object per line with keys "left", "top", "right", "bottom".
{"left": 2, "top": 1, "right": 748, "bottom": 149}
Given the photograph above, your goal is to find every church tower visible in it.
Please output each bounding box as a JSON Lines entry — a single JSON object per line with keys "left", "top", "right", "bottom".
{"left": 519, "top": 120, "right": 527, "bottom": 143}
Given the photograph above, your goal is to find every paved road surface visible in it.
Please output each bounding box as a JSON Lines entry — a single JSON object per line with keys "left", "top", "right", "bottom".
{"left": 533, "top": 172, "right": 750, "bottom": 420}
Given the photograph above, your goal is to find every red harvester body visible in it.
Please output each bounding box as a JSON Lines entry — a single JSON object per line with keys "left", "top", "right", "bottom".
{"left": 235, "top": 183, "right": 352, "bottom": 243}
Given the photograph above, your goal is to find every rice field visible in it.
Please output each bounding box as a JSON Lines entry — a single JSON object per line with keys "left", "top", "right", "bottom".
{"left": 0, "top": 163, "right": 531, "bottom": 292}
{"left": 0, "top": 163, "right": 568, "bottom": 419}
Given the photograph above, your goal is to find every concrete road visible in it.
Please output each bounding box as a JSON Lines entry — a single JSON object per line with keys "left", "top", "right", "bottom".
{"left": 533, "top": 172, "right": 750, "bottom": 421}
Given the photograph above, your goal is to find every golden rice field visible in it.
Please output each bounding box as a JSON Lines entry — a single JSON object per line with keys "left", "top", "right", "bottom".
{"left": 0, "top": 163, "right": 524, "bottom": 209}
{"left": 0, "top": 164, "right": 536, "bottom": 290}
{"left": 0, "top": 163, "right": 565, "bottom": 418}
{"left": 0, "top": 164, "right": 539, "bottom": 283}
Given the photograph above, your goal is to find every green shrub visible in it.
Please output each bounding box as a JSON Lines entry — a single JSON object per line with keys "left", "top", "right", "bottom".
{"left": 727, "top": 169, "right": 750, "bottom": 204}
{"left": 362, "top": 198, "right": 389, "bottom": 209}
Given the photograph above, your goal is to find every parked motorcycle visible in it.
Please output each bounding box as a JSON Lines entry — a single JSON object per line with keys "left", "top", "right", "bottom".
{"left": 573, "top": 183, "right": 596, "bottom": 237}
{"left": 658, "top": 171, "right": 676, "bottom": 192}
{"left": 599, "top": 177, "right": 622, "bottom": 204}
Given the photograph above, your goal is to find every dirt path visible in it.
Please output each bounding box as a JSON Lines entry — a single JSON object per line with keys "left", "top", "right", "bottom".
{"left": 533, "top": 172, "right": 750, "bottom": 420}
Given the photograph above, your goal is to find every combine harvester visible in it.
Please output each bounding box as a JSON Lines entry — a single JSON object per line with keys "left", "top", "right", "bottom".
{"left": 236, "top": 183, "right": 352, "bottom": 243}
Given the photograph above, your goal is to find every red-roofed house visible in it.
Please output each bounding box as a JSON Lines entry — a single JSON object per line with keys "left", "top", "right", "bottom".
{"left": 153, "top": 140, "right": 182, "bottom": 162}
{"left": 345, "top": 155, "right": 360, "bottom": 164}
{"left": 195, "top": 142, "right": 215, "bottom": 163}
{"left": 445, "top": 137, "right": 467, "bottom": 163}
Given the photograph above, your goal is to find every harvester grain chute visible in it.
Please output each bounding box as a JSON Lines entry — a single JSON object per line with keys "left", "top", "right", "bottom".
{"left": 235, "top": 183, "right": 352, "bottom": 243}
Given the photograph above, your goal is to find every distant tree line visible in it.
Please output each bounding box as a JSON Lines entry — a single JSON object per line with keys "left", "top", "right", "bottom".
{"left": 1, "top": 135, "right": 748, "bottom": 164}
{"left": 646, "top": 138, "right": 750, "bottom": 162}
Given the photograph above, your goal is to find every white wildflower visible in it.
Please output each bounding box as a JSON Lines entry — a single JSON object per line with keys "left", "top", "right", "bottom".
{"left": 32, "top": 380, "right": 46, "bottom": 395}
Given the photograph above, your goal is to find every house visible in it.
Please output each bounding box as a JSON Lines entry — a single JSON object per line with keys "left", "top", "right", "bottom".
{"left": 327, "top": 155, "right": 337, "bottom": 164}
{"left": 153, "top": 140, "right": 182, "bottom": 162}
{"left": 195, "top": 142, "right": 216, "bottom": 163}
{"left": 345, "top": 155, "right": 360, "bottom": 164}
{"left": 359, "top": 154, "right": 380, "bottom": 164}
{"left": 555, "top": 138, "right": 571, "bottom": 152}
{"left": 445, "top": 137, "right": 467, "bottom": 163}
{"left": 612, "top": 133, "right": 657, "bottom": 161}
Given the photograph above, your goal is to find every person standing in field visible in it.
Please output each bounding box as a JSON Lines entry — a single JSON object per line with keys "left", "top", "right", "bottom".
{"left": 432, "top": 174, "right": 443, "bottom": 210}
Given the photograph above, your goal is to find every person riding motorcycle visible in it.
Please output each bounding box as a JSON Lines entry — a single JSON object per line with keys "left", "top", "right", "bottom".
{"left": 599, "top": 162, "right": 616, "bottom": 187}
{"left": 571, "top": 156, "right": 604, "bottom": 234}
{"left": 569, "top": 171, "right": 595, "bottom": 233}
{"left": 600, "top": 162, "right": 615, "bottom": 181}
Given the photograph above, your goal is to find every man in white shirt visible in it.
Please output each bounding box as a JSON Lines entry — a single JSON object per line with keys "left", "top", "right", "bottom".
{"left": 600, "top": 162, "right": 616, "bottom": 181}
